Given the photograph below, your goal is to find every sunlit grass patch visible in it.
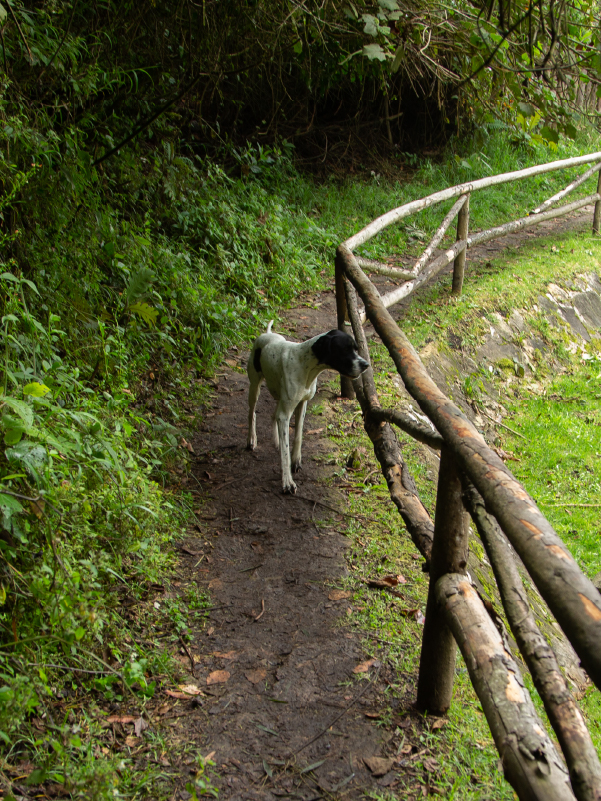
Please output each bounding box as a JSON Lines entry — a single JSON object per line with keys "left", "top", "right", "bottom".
{"left": 501, "top": 368, "right": 601, "bottom": 577}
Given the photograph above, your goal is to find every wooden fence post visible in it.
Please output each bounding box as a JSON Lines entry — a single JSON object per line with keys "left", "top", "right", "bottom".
{"left": 416, "top": 446, "right": 469, "bottom": 713}
{"left": 593, "top": 168, "right": 601, "bottom": 234}
{"left": 452, "top": 193, "right": 470, "bottom": 295}
{"left": 334, "top": 252, "right": 356, "bottom": 399}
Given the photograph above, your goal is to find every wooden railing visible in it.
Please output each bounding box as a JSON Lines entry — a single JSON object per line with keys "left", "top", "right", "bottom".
{"left": 334, "top": 152, "right": 601, "bottom": 801}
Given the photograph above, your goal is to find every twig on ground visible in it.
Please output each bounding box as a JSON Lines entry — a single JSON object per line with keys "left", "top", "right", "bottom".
{"left": 254, "top": 599, "right": 265, "bottom": 621}
{"left": 478, "top": 408, "right": 526, "bottom": 439}
{"left": 545, "top": 502, "right": 601, "bottom": 507}
{"left": 178, "top": 634, "right": 196, "bottom": 675}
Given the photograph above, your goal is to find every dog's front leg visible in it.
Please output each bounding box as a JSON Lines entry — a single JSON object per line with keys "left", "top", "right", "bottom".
{"left": 276, "top": 404, "right": 296, "bottom": 494}
{"left": 291, "top": 400, "right": 307, "bottom": 473}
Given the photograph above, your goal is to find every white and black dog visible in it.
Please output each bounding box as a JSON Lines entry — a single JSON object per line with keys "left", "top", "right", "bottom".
{"left": 247, "top": 322, "right": 369, "bottom": 493}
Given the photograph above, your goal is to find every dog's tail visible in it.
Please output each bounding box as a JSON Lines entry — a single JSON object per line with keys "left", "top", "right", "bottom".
{"left": 266, "top": 320, "right": 274, "bottom": 334}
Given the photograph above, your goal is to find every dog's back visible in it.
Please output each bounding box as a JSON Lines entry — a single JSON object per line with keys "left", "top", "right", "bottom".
{"left": 248, "top": 321, "right": 287, "bottom": 379}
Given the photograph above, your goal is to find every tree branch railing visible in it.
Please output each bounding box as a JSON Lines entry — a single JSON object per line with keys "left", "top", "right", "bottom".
{"left": 334, "top": 152, "right": 601, "bottom": 801}
{"left": 334, "top": 152, "right": 601, "bottom": 324}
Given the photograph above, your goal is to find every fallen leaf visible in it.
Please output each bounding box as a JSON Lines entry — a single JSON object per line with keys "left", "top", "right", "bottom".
{"left": 178, "top": 684, "right": 204, "bottom": 696}
{"left": 207, "top": 670, "right": 230, "bottom": 685}
{"left": 353, "top": 658, "right": 378, "bottom": 674}
{"left": 363, "top": 756, "right": 395, "bottom": 776}
{"left": 208, "top": 578, "right": 223, "bottom": 590}
{"left": 366, "top": 574, "right": 407, "bottom": 592}
{"left": 180, "top": 546, "right": 203, "bottom": 556}
{"left": 431, "top": 719, "right": 447, "bottom": 730}
{"left": 364, "top": 711, "right": 383, "bottom": 719}
{"left": 107, "top": 715, "right": 136, "bottom": 724}
{"left": 124, "top": 735, "right": 140, "bottom": 747}
{"left": 134, "top": 717, "right": 148, "bottom": 737}
{"left": 156, "top": 703, "right": 171, "bottom": 715}
{"left": 423, "top": 757, "right": 438, "bottom": 772}
{"left": 400, "top": 744, "right": 413, "bottom": 755}
{"left": 306, "top": 428, "right": 325, "bottom": 435}
{"left": 329, "top": 589, "right": 351, "bottom": 601}
{"left": 399, "top": 608, "right": 419, "bottom": 618}
{"left": 225, "top": 359, "right": 237, "bottom": 367}
{"left": 165, "top": 689, "right": 197, "bottom": 699}
{"left": 245, "top": 668, "right": 267, "bottom": 684}
{"left": 179, "top": 437, "right": 195, "bottom": 454}
{"left": 213, "top": 650, "right": 238, "bottom": 660}
{"left": 207, "top": 626, "right": 215, "bottom": 636}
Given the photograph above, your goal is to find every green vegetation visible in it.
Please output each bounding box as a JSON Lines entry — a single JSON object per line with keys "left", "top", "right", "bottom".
{"left": 0, "top": 0, "right": 600, "bottom": 792}
{"left": 2, "top": 102, "right": 601, "bottom": 795}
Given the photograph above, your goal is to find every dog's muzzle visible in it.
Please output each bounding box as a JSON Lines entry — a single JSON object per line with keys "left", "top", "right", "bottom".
{"left": 346, "top": 356, "right": 370, "bottom": 378}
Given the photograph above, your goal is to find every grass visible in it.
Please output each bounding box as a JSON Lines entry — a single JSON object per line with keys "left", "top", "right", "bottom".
{"left": 309, "top": 218, "right": 601, "bottom": 798}
{"left": 503, "top": 370, "right": 601, "bottom": 578}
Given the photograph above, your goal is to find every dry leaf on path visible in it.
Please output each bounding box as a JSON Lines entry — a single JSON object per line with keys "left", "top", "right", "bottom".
{"left": 208, "top": 578, "right": 223, "bottom": 590}
{"left": 329, "top": 589, "right": 351, "bottom": 601}
{"left": 353, "top": 658, "right": 378, "bottom": 674}
{"left": 423, "top": 757, "right": 438, "bottom": 772}
{"left": 134, "top": 717, "right": 148, "bottom": 737}
{"left": 207, "top": 670, "right": 230, "bottom": 685}
{"left": 213, "top": 650, "right": 238, "bottom": 660}
{"left": 399, "top": 607, "right": 426, "bottom": 623}
{"left": 125, "top": 735, "right": 140, "bottom": 747}
{"left": 178, "top": 684, "right": 204, "bottom": 696}
{"left": 369, "top": 574, "right": 406, "bottom": 587}
{"left": 431, "top": 719, "right": 447, "bottom": 730}
{"left": 245, "top": 667, "right": 267, "bottom": 684}
{"left": 107, "top": 715, "right": 136, "bottom": 724}
{"left": 363, "top": 756, "right": 395, "bottom": 776}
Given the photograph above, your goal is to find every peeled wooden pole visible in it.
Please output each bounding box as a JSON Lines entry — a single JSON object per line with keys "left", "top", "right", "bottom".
{"left": 355, "top": 256, "right": 414, "bottom": 280}
{"left": 452, "top": 194, "right": 470, "bottom": 295}
{"left": 468, "top": 193, "right": 599, "bottom": 248}
{"left": 532, "top": 161, "right": 601, "bottom": 215}
{"left": 344, "top": 151, "right": 601, "bottom": 250}
{"left": 344, "top": 279, "right": 435, "bottom": 562}
{"left": 360, "top": 240, "right": 467, "bottom": 322}
{"left": 465, "top": 484, "right": 601, "bottom": 801}
{"left": 594, "top": 170, "right": 601, "bottom": 234}
{"left": 413, "top": 194, "right": 468, "bottom": 274}
{"left": 334, "top": 254, "right": 355, "bottom": 400}
{"left": 338, "top": 244, "right": 601, "bottom": 689}
{"left": 437, "top": 574, "right": 575, "bottom": 801}
{"left": 416, "top": 446, "right": 469, "bottom": 713}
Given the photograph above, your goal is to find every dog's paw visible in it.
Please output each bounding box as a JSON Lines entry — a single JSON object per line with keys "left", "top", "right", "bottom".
{"left": 282, "top": 480, "right": 297, "bottom": 495}
{"left": 291, "top": 460, "right": 302, "bottom": 474}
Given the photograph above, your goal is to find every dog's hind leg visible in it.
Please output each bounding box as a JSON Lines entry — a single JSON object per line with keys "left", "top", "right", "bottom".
{"left": 275, "top": 402, "right": 296, "bottom": 494}
{"left": 247, "top": 378, "right": 262, "bottom": 451}
{"left": 291, "top": 400, "right": 307, "bottom": 473}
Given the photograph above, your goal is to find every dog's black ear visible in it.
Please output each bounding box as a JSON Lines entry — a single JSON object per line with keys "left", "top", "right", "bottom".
{"left": 311, "top": 330, "right": 337, "bottom": 365}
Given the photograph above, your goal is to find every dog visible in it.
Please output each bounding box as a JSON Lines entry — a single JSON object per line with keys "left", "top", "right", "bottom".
{"left": 247, "top": 322, "right": 369, "bottom": 493}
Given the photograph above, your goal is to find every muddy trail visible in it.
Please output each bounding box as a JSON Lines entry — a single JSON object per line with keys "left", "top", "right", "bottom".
{"left": 165, "top": 208, "right": 594, "bottom": 801}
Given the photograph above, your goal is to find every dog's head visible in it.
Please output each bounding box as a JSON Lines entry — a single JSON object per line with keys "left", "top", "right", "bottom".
{"left": 311, "top": 329, "right": 369, "bottom": 378}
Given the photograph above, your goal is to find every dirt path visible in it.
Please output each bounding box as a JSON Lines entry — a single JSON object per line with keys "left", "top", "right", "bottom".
{"left": 166, "top": 207, "right": 594, "bottom": 801}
